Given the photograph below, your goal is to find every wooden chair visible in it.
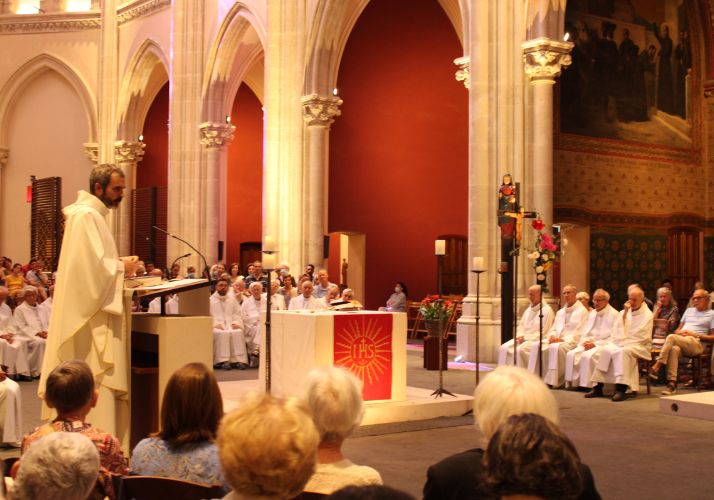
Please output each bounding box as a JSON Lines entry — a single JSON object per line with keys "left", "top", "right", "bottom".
{"left": 637, "top": 357, "right": 652, "bottom": 395}
{"left": 114, "top": 476, "right": 225, "bottom": 500}
{"left": 691, "top": 341, "right": 713, "bottom": 391}
{"left": 445, "top": 300, "right": 463, "bottom": 337}
{"left": 406, "top": 300, "right": 422, "bottom": 337}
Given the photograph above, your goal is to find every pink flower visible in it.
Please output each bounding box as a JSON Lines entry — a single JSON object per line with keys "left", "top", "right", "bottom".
{"left": 539, "top": 233, "right": 557, "bottom": 252}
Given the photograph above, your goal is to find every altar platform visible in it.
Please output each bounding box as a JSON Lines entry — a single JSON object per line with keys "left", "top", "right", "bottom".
{"left": 659, "top": 391, "right": 714, "bottom": 422}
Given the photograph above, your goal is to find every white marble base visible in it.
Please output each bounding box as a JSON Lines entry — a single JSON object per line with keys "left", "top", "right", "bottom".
{"left": 659, "top": 392, "right": 714, "bottom": 422}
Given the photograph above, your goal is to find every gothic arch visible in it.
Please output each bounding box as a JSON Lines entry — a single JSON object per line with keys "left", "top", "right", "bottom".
{"left": 117, "top": 39, "right": 170, "bottom": 140}
{"left": 0, "top": 53, "right": 97, "bottom": 146}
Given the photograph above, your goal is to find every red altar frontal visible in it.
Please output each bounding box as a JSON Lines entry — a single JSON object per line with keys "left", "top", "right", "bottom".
{"left": 259, "top": 311, "right": 407, "bottom": 402}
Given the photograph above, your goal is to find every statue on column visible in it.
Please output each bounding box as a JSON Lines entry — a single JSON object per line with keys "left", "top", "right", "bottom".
{"left": 498, "top": 175, "right": 517, "bottom": 344}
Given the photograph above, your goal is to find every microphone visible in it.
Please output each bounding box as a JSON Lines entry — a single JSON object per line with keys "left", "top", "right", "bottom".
{"left": 153, "top": 226, "right": 210, "bottom": 280}
{"left": 170, "top": 253, "right": 192, "bottom": 278}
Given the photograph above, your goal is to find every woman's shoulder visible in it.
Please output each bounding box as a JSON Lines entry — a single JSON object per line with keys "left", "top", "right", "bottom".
{"left": 132, "top": 437, "right": 165, "bottom": 456}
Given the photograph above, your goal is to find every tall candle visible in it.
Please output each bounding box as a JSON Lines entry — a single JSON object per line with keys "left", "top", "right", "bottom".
{"left": 263, "top": 235, "right": 276, "bottom": 252}
{"left": 263, "top": 253, "right": 276, "bottom": 270}
{"left": 435, "top": 240, "right": 446, "bottom": 256}
{"left": 473, "top": 257, "right": 484, "bottom": 271}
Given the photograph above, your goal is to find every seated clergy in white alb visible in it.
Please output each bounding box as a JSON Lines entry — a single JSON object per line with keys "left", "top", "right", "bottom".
{"left": 11, "top": 286, "right": 47, "bottom": 378}
{"left": 268, "top": 279, "right": 287, "bottom": 311}
{"left": 241, "top": 282, "right": 266, "bottom": 366}
{"left": 0, "top": 287, "right": 31, "bottom": 380}
{"left": 210, "top": 278, "right": 248, "bottom": 370}
{"left": 534, "top": 285, "right": 588, "bottom": 386}
{"left": 587, "top": 285, "right": 653, "bottom": 402}
{"left": 289, "top": 281, "right": 327, "bottom": 311}
{"left": 148, "top": 294, "right": 179, "bottom": 314}
{"left": 498, "top": 285, "right": 555, "bottom": 366}
{"left": 0, "top": 371, "right": 22, "bottom": 446}
{"left": 564, "top": 289, "right": 619, "bottom": 389}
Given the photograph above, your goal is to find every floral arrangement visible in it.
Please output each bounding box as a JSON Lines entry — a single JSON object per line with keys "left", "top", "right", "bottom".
{"left": 419, "top": 295, "right": 454, "bottom": 322}
{"left": 527, "top": 218, "right": 561, "bottom": 293}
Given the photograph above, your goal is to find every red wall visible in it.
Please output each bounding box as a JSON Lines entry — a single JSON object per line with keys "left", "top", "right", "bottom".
{"left": 137, "top": 82, "right": 169, "bottom": 189}
{"left": 328, "top": 0, "right": 468, "bottom": 309}
{"left": 226, "top": 84, "right": 263, "bottom": 265}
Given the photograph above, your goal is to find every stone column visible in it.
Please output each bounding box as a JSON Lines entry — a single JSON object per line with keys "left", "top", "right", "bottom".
{"left": 522, "top": 37, "right": 572, "bottom": 231}
{"left": 0, "top": 148, "right": 8, "bottom": 205}
{"left": 301, "top": 94, "right": 342, "bottom": 267}
{"left": 114, "top": 141, "right": 146, "bottom": 256}
{"left": 199, "top": 122, "right": 235, "bottom": 265}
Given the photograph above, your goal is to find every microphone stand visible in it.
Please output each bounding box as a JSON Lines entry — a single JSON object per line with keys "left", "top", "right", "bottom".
{"left": 153, "top": 226, "right": 210, "bottom": 280}
{"left": 170, "top": 253, "right": 192, "bottom": 278}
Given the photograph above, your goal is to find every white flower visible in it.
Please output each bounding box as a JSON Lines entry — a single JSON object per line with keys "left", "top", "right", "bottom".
{"left": 535, "top": 265, "right": 544, "bottom": 273}
{"left": 527, "top": 251, "right": 540, "bottom": 260}
{"left": 541, "top": 254, "right": 549, "bottom": 262}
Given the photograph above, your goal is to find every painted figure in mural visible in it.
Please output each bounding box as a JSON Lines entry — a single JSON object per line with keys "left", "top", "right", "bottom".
{"left": 498, "top": 174, "right": 516, "bottom": 239}
{"left": 654, "top": 22, "right": 675, "bottom": 115}
{"left": 674, "top": 29, "right": 691, "bottom": 119}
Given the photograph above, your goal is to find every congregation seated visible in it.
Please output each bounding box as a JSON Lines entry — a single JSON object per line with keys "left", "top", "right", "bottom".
{"left": 269, "top": 279, "right": 287, "bottom": 310}
{"left": 325, "top": 284, "right": 341, "bottom": 304}
{"left": 278, "top": 275, "right": 298, "bottom": 309}
{"left": 0, "top": 285, "right": 32, "bottom": 381}
{"left": 302, "top": 367, "right": 382, "bottom": 494}
{"left": 244, "top": 260, "right": 269, "bottom": 290}
{"left": 650, "top": 288, "right": 714, "bottom": 395}
{"left": 210, "top": 278, "right": 248, "bottom": 370}
{"left": 686, "top": 281, "right": 706, "bottom": 309}
{"left": 482, "top": 413, "right": 586, "bottom": 500}
{"left": 12, "top": 286, "right": 47, "bottom": 378}
{"left": 5, "top": 264, "right": 25, "bottom": 303}
{"left": 314, "top": 269, "right": 336, "bottom": 299}
{"left": 382, "top": 282, "right": 407, "bottom": 312}
{"left": 20, "top": 360, "right": 128, "bottom": 499}
{"left": 227, "top": 262, "right": 242, "bottom": 285}
{"left": 12, "top": 432, "right": 100, "bottom": 500}
{"left": 24, "top": 259, "right": 49, "bottom": 301}
{"left": 229, "top": 276, "right": 248, "bottom": 304}
{"left": 217, "top": 394, "right": 319, "bottom": 500}
{"left": 423, "top": 365, "right": 600, "bottom": 500}
{"left": 289, "top": 281, "right": 327, "bottom": 311}
{"left": 564, "top": 289, "right": 619, "bottom": 389}
{"left": 498, "top": 285, "right": 555, "bottom": 367}
{"left": 652, "top": 286, "right": 680, "bottom": 351}
{"left": 586, "top": 285, "right": 653, "bottom": 402}
{"left": 577, "top": 291, "right": 592, "bottom": 311}
{"left": 241, "top": 282, "right": 265, "bottom": 366}
{"left": 186, "top": 265, "right": 197, "bottom": 279}
{"left": 131, "top": 362, "right": 228, "bottom": 492}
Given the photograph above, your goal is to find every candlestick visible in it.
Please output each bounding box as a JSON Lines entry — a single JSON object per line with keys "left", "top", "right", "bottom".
{"left": 263, "top": 235, "right": 276, "bottom": 252}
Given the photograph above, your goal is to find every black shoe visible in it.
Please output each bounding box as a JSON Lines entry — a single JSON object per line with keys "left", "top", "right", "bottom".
{"left": 222, "top": 362, "right": 232, "bottom": 371}
{"left": 231, "top": 362, "right": 248, "bottom": 370}
{"left": 249, "top": 355, "right": 259, "bottom": 368}
{"left": 584, "top": 383, "right": 604, "bottom": 398}
{"left": 611, "top": 391, "right": 627, "bottom": 402}
{"left": 18, "top": 375, "right": 33, "bottom": 382}
{"left": 213, "top": 363, "right": 223, "bottom": 369}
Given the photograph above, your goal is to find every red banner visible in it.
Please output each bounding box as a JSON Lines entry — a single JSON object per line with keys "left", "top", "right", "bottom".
{"left": 333, "top": 314, "right": 393, "bottom": 401}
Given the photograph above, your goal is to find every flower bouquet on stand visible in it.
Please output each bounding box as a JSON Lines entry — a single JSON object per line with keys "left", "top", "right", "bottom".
{"left": 419, "top": 295, "right": 454, "bottom": 338}
{"left": 527, "top": 218, "right": 561, "bottom": 293}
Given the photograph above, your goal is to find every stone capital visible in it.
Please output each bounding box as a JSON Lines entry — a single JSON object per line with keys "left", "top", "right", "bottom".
{"left": 114, "top": 140, "right": 146, "bottom": 164}
{"left": 83, "top": 143, "right": 99, "bottom": 164}
{"left": 454, "top": 56, "right": 470, "bottom": 89}
{"left": 199, "top": 123, "right": 236, "bottom": 150}
{"left": 301, "top": 94, "right": 343, "bottom": 127}
{"left": 522, "top": 37, "right": 573, "bottom": 83}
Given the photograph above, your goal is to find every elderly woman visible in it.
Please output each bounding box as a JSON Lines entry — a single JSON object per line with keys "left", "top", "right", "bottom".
{"left": 423, "top": 365, "right": 600, "bottom": 500}
{"left": 218, "top": 395, "right": 319, "bottom": 500}
{"left": 302, "top": 367, "right": 382, "bottom": 494}
{"left": 131, "top": 362, "right": 228, "bottom": 491}
{"left": 230, "top": 277, "right": 247, "bottom": 305}
{"left": 576, "top": 291, "right": 592, "bottom": 311}
{"left": 652, "top": 286, "right": 680, "bottom": 351}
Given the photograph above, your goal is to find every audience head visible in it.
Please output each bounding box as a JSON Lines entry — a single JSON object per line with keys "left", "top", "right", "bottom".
{"left": 691, "top": 288, "right": 710, "bottom": 311}
{"left": 328, "top": 485, "right": 415, "bottom": 500}
{"left": 395, "top": 282, "right": 408, "bottom": 296}
{"left": 473, "top": 365, "right": 559, "bottom": 440}
{"left": 656, "top": 287, "right": 673, "bottom": 307}
{"left": 303, "top": 366, "right": 364, "bottom": 444}
{"left": 170, "top": 263, "right": 180, "bottom": 277}
{"left": 483, "top": 413, "right": 583, "bottom": 500}
{"left": 145, "top": 261, "right": 155, "bottom": 273}
{"left": 626, "top": 285, "right": 645, "bottom": 309}
{"left": 12, "top": 263, "right": 22, "bottom": 275}
{"left": 218, "top": 395, "right": 319, "bottom": 499}
{"left": 187, "top": 265, "right": 196, "bottom": 275}
{"left": 14, "top": 432, "right": 99, "bottom": 500}
{"left": 342, "top": 288, "right": 355, "bottom": 301}
{"left": 150, "top": 268, "right": 164, "bottom": 278}
{"left": 561, "top": 285, "right": 577, "bottom": 307}
{"left": 576, "top": 291, "right": 590, "bottom": 309}
{"left": 249, "top": 281, "right": 263, "bottom": 299}
{"left": 44, "top": 360, "right": 97, "bottom": 417}
{"left": 527, "top": 284, "right": 542, "bottom": 305}
{"left": 252, "top": 261, "right": 263, "bottom": 277}
{"left": 234, "top": 278, "right": 246, "bottom": 292}
{"left": 247, "top": 263, "right": 254, "bottom": 275}
{"left": 283, "top": 275, "right": 294, "bottom": 288}
{"left": 271, "top": 279, "right": 280, "bottom": 295}
{"left": 302, "top": 280, "right": 314, "bottom": 298}
{"left": 317, "top": 269, "right": 329, "bottom": 285}
{"left": 214, "top": 262, "right": 226, "bottom": 276}
{"left": 229, "top": 263, "right": 240, "bottom": 277}
{"left": 135, "top": 265, "right": 146, "bottom": 276}
{"left": 158, "top": 362, "right": 223, "bottom": 448}
{"left": 306, "top": 264, "right": 315, "bottom": 275}
{"left": 327, "top": 284, "right": 340, "bottom": 301}
{"left": 592, "top": 289, "right": 610, "bottom": 310}
{"left": 694, "top": 281, "right": 705, "bottom": 291}
{"left": 90, "top": 163, "right": 126, "bottom": 208}
{"left": 215, "top": 278, "right": 230, "bottom": 296}
{"left": 23, "top": 286, "right": 38, "bottom": 306}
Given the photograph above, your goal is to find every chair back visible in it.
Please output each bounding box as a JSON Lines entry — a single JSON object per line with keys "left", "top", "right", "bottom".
{"left": 114, "top": 475, "right": 224, "bottom": 500}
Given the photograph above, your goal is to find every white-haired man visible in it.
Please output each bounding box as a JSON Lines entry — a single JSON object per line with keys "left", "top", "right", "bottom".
{"left": 289, "top": 281, "right": 327, "bottom": 311}
{"left": 650, "top": 288, "right": 714, "bottom": 395}
{"left": 587, "top": 284, "right": 653, "bottom": 402}
{"left": 241, "top": 282, "right": 265, "bottom": 367}
{"left": 12, "top": 286, "right": 47, "bottom": 378}
{"left": 269, "top": 279, "right": 287, "bottom": 311}
{"left": 211, "top": 278, "right": 248, "bottom": 370}
{"left": 531, "top": 285, "right": 588, "bottom": 385}
{"left": 498, "top": 285, "right": 555, "bottom": 367}
{"left": 565, "top": 289, "right": 619, "bottom": 389}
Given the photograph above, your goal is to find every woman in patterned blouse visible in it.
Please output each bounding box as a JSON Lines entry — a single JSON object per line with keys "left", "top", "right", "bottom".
{"left": 131, "top": 362, "right": 228, "bottom": 491}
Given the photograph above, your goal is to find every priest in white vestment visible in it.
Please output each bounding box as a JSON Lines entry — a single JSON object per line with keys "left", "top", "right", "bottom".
{"left": 241, "top": 282, "right": 266, "bottom": 366}
{"left": 528, "top": 285, "right": 588, "bottom": 384}
{"left": 587, "top": 285, "right": 653, "bottom": 402}
{"left": 564, "top": 289, "right": 619, "bottom": 389}
{"left": 39, "top": 165, "right": 137, "bottom": 449}
{"left": 12, "top": 286, "right": 47, "bottom": 377}
{"left": 0, "top": 372, "right": 22, "bottom": 446}
{"left": 289, "top": 281, "right": 327, "bottom": 311}
{"left": 498, "top": 285, "right": 555, "bottom": 366}
{"left": 210, "top": 278, "right": 247, "bottom": 370}
{"left": 0, "top": 287, "right": 31, "bottom": 379}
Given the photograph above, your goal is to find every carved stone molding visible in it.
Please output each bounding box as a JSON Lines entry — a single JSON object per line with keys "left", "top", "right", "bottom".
{"left": 114, "top": 140, "right": 146, "bottom": 163}
{"left": 83, "top": 143, "right": 99, "bottom": 164}
{"left": 0, "top": 147, "right": 8, "bottom": 170}
{"left": 199, "top": 123, "right": 236, "bottom": 150}
{"left": 453, "top": 56, "right": 470, "bottom": 89}
{"left": 301, "top": 94, "right": 343, "bottom": 127}
{"left": 117, "top": 0, "right": 171, "bottom": 25}
{"left": 522, "top": 37, "right": 574, "bottom": 83}
{"left": 0, "top": 12, "right": 101, "bottom": 34}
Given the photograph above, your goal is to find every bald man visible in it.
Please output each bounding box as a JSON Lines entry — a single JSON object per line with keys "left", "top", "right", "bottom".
{"left": 498, "top": 285, "right": 555, "bottom": 367}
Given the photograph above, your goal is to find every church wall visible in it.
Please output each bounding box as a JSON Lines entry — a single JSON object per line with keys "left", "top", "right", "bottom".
{"left": 136, "top": 81, "right": 168, "bottom": 189}
{"left": 328, "top": 0, "right": 468, "bottom": 309}
{"left": 117, "top": 8, "right": 171, "bottom": 81}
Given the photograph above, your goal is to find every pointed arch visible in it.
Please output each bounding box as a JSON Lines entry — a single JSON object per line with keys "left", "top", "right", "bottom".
{"left": 0, "top": 53, "right": 97, "bottom": 145}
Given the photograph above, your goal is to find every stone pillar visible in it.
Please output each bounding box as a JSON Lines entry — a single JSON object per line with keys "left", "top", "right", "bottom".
{"left": 114, "top": 141, "right": 146, "bottom": 256}
{"left": 0, "top": 148, "right": 8, "bottom": 204}
{"left": 199, "top": 122, "right": 235, "bottom": 265}
{"left": 301, "top": 94, "right": 342, "bottom": 267}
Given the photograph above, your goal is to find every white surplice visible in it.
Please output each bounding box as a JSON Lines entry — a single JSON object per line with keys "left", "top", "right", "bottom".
{"left": 565, "top": 304, "right": 619, "bottom": 388}
{"left": 0, "top": 304, "right": 30, "bottom": 377}
{"left": 147, "top": 295, "right": 179, "bottom": 314}
{"left": 39, "top": 190, "right": 131, "bottom": 450}
{"left": 12, "top": 302, "right": 47, "bottom": 375}
{"left": 288, "top": 294, "right": 327, "bottom": 311}
{"left": 210, "top": 292, "right": 246, "bottom": 363}
{"left": 498, "top": 302, "right": 555, "bottom": 366}
{"left": 0, "top": 378, "right": 22, "bottom": 443}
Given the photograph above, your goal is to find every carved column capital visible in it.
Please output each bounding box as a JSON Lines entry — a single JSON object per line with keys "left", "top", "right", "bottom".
{"left": 199, "top": 123, "right": 236, "bottom": 150}
{"left": 522, "top": 37, "right": 573, "bottom": 83}
{"left": 114, "top": 140, "right": 146, "bottom": 163}
{"left": 83, "top": 143, "right": 99, "bottom": 164}
{"left": 0, "top": 147, "right": 8, "bottom": 169}
{"left": 454, "top": 56, "right": 470, "bottom": 89}
{"left": 301, "top": 94, "right": 343, "bottom": 127}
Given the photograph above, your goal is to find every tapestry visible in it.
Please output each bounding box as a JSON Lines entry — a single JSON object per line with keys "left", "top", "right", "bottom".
{"left": 334, "top": 314, "right": 393, "bottom": 401}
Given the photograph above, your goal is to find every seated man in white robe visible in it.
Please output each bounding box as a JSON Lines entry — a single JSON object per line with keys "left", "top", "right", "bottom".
{"left": 268, "top": 279, "right": 287, "bottom": 311}
{"left": 289, "top": 281, "right": 327, "bottom": 311}
{"left": 210, "top": 278, "right": 247, "bottom": 370}
{"left": 498, "top": 285, "right": 555, "bottom": 366}
{"left": 0, "top": 287, "right": 31, "bottom": 381}
{"left": 12, "top": 286, "right": 47, "bottom": 378}
{"left": 147, "top": 294, "right": 179, "bottom": 314}
{"left": 587, "top": 285, "right": 653, "bottom": 402}
{"left": 241, "top": 282, "right": 266, "bottom": 367}
{"left": 531, "top": 285, "right": 588, "bottom": 386}
{"left": 37, "top": 285, "right": 53, "bottom": 330}
{"left": 0, "top": 370, "right": 22, "bottom": 447}
{"left": 564, "top": 289, "right": 618, "bottom": 389}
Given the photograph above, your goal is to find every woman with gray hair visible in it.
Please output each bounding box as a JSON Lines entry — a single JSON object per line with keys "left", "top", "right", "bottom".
{"left": 302, "top": 366, "right": 382, "bottom": 494}
{"left": 652, "top": 286, "right": 680, "bottom": 352}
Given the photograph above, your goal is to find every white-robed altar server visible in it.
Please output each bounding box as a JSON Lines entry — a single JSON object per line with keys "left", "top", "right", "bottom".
{"left": 241, "top": 282, "right": 266, "bottom": 366}
{"left": 564, "top": 289, "right": 619, "bottom": 389}
{"left": 0, "top": 287, "right": 31, "bottom": 380}
{"left": 498, "top": 285, "right": 555, "bottom": 366}
{"left": 533, "top": 285, "right": 588, "bottom": 385}
{"left": 289, "top": 281, "right": 327, "bottom": 311}
{"left": 12, "top": 286, "right": 47, "bottom": 377}
{"left": 587, "top": 285, "right": 653, "bottom": 402}
{"left": 39, "top": 164, "right": 138, "bottom": 449}
{"left": 210, "top": 278, "right": 248, "bottom": 370}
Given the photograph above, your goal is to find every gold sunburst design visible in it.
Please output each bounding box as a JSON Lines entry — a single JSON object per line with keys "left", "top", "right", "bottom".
{"left": 334, "top": 316, "right": 392, "bottom": 386}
